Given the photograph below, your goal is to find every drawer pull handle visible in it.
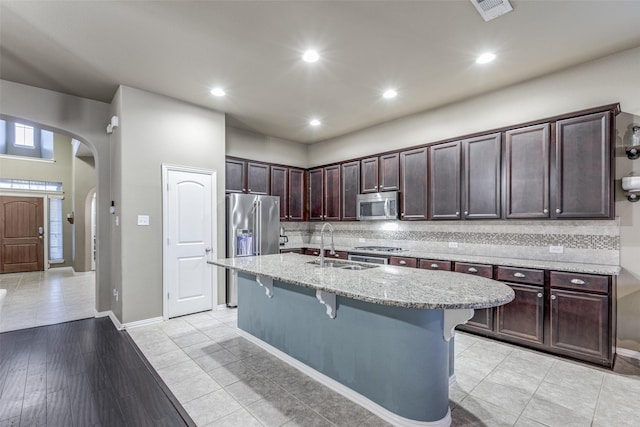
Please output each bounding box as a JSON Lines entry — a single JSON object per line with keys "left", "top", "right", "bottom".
{"left": 430, "top": 263, "right": 439, "bottom": 269}
{"left": 334, "top": 254, "right": 340, "bottom": 258}
{"left": 570, "top": 278, "right": 586, "bottom": 285}
{"left": 468, "top": 267, "right": 478, "bottom": 273}
{"left": 551, "top": 295, "right": 557, "bottom": 300}
{"left": 313, "top": 251, "right": 318, "bottom": 255}
{"left": 513, "top": 272, "right": 526, "bottom": 278}
{"left": 399, "top": 260, "right": 407, "bottom": 265}
{"left": 537, "top": 293, "right": 543, "bottom": 298}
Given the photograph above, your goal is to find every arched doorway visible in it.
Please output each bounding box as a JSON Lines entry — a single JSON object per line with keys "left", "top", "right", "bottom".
{"left": 0, "top": 119, "right": 100, "bottom": 331}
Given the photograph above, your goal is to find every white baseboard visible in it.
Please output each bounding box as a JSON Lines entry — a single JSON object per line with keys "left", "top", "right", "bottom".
{"left": 236, "top": 328, "right": 451, "bottom": 427}
{"left": 94, "top": 310, "right": 124, "bottom": 330}
{"left": 215, "top": 304, "right": 229, "bottom": 310}
{"left": 124, "top": 316, "right": 164, "bottom": 329}
{"left": 616, "top": 347, "right": 640, "bottom": 361}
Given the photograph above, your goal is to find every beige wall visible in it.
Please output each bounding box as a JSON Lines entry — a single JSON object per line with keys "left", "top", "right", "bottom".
{"left": 226, "top": 126, "right": 308, "bottom": 168}
{"left": 615, "top": 112, "right": 640, "bottom": 353}
{"left": 0, "top": 133, "right": 75, "bottom": 268}
{"left": 72, "top": 154, "right": 96, "bottom": 272}
{"left": 0, "top": 79, "right": 112, "bottom": 313}
{"left": 115, "top": 86, "right": 226, "bottom": 324}
{"left": 309, "top": 46, "right": 640, "bottom": 166}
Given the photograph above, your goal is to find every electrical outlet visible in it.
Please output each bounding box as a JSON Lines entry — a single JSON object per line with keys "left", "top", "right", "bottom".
{"left": 549, "top": 245, "right": 564, "bottom": 254}
{"left": 358, "top": 238, "right": 366, "bottom": 243}
{"left": 113, "top": 289, "right": 119, "bottom": 301}
{"left": 137, "top": 215, "right": 150, "bottom": 226}
{"left": 448, "top": 242, "right": 458, "bottom": 249}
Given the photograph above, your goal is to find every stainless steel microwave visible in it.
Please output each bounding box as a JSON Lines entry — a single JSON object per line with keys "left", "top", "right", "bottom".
{"left": 356, "top": 191, "right": 399, "bottom": 220}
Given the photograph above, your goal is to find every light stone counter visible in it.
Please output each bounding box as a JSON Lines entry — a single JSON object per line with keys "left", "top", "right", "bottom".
{"left": 281, "top": 244, "right": 621, "bottom": 276}
{"left": 209, "top": 252, "right": 514, "bottom": 310}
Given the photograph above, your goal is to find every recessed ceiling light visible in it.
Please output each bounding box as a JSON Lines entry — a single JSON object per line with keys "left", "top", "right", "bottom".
{"left": 210, "top": 87, "right": 226, "bottom": 97}
{"left": 383, "top": 89, "right": 398, "bottom": 99}
{"left": 476, "top": 52, "right": 496, "bottom": 64}
{"left": 309, "top": 119, "right": 321, "bottom": 126}
{"left": 302, "top": 50, "right": 319, "bottom": 63}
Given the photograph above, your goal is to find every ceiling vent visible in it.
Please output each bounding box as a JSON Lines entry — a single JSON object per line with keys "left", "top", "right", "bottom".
{"left": 470, "top": 0, "right": 513, "bottom": 22}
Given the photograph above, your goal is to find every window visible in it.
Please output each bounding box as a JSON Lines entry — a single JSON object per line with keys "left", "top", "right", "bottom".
{"left": 49, "top": 197, "right": 64, "bottom": 261}
{"left": 14, "top": 123, "right": 35, "bottom": 148}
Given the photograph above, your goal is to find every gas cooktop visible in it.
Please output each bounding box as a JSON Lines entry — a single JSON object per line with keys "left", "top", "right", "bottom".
{"left": 352, "top": 246, "right": 403, "bottom": 252}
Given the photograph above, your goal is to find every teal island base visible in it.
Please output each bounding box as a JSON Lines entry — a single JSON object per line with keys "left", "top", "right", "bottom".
{"left": 237, "top": 272, "right": 471, "bottom": 427}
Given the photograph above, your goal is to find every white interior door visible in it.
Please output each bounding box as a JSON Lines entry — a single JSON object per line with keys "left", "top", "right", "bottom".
{"left": 163, "top": 166, "right": 217, "bottom": 318}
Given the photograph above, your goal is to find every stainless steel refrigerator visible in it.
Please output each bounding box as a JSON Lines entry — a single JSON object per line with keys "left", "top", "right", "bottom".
{"left": 226, "top": 194, "right": 280, "bottom": 306}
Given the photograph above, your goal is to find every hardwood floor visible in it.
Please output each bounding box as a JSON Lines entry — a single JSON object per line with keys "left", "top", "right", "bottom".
{"left": 0, "top": 317, "right": 193, "bottom": 427}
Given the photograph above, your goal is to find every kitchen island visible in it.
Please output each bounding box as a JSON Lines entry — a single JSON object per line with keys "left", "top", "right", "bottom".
{"left": 209, "top": 253, "right": 514, "bottom": 427}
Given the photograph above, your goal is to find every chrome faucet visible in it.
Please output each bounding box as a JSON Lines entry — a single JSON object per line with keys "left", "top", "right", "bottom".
{"left": 319, "top": 223, "right": 336, "bottom": 267}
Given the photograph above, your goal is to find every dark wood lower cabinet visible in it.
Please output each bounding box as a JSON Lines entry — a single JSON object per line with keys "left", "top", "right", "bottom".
{"left": 550, "top": 288, "right": 609, "bottom": 362}
{"left": 496, "top": 283, "right": 544, "bottom": 345}
{"left": 454, "top": 262, "right": 494, "bottom": 331}
{"left": 457, "top": 265, "right": 615, "bottom": 367}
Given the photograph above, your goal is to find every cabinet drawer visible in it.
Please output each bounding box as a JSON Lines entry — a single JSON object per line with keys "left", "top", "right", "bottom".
{"left": 305, "top": 248, "right": 321, "bottom": 256}
{"left": 496, "top": 266, "right": 544, "bottom": 286}
{"left": 390, "top": 256, "right": 417, "bottom": 268}
{"left": 550, "top": 271, "right": 609, "bottom": 294}
{"left": 418, "top": 259, "right": 452, "bottom": 271}
{"left": 324, "top": 250, "right": 348, "bottom": 260}
{"left": 454, "top": 262, "right": 493, "bottom": 278}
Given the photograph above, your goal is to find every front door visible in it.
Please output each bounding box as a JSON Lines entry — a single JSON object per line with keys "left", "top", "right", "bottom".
{"left": 163, "top": 166, "right": 217, "bottom": 318}
{"left": 0, "top": 196, "right": 45, "bottom": 273}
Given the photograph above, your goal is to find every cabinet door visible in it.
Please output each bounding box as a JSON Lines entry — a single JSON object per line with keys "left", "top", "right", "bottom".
{"left": 504, "top": 124, "right": 550, "bottom": 218}
{"left": 454, "top": 262, "right": 494, "bottom": 331}
{"left": 308, "top": 168, "right": 324, "bottom": 220}
{"left": 342, "top": 161, "right": 360, "bottom": 220}
{"left": 324, "top": 165, "right": 341, "bottom": 221}
{"left": 496, "top": 283, "right": 544, "bottom": 345}
{"left": 288, "top": 168, "right": 305, "bottom": 221}
{"left": 380, "top": 153, "right": 400, "bottom": 191}
{"left": 550, "top": 288, "right": 609, "bottom": 361}
{"left": 400, "top": 148, "right": 428, "bottom": 220}
{"left": 463, "top": 133, "right": 502, "bottom": 219}
{"left": 429, "top": 141, "right": 461, "bottom": 219}
{"left": 361, "top": 157, "right": 379, "bottom": 193}
{"left": 554, "top": 111, "right": 612, "bottom": 218}
{"left": 270, "top": 166, "right": 288, "bottom": 220}
{"left": 225, "top": 159, "right": 245, "bottom": 193}
{"left": 246, "top": 162, "right": 270, "bottom": 194}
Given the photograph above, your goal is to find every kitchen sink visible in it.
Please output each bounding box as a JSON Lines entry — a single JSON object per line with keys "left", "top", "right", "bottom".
{"left": 306, "top": 259, "right": 378, "bottom": 270}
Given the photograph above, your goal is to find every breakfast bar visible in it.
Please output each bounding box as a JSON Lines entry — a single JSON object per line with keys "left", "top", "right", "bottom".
{"left": 210, "top": 253, "right": 514, "bottom": 427}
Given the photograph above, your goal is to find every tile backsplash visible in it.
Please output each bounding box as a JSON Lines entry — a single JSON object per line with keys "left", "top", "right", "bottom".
{"left": 280, "top": 220, "right": 620, "bottom": 266}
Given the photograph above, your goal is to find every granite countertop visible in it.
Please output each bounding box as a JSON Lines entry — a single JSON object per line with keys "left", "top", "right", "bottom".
{"left": 209, "top": 253, "right": 515, "bottom": 310}
{"left": 281, "top": 244, "right": 621, "bottom": 276}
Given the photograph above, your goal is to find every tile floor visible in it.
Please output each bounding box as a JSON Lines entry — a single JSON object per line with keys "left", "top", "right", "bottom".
{"left": 129, "top": 309, "right": 640, "bottom": 427}
{"left": 0, "top": 268, "right": 96, "bottom": 333}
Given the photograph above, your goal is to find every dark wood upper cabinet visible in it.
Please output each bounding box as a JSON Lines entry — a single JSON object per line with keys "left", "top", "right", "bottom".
{"left": 429, "top": 141, "right": 461, "bottom": 220}
{"left": 462, "top": 133, "right": 502, "bottom": 219}
{"left": 553, "top": 111, "right": 612, "bottom": 218}
{"left": 341, "top": 161, "right": 360, "bottom": 220}
{"left": 270, "top": 166, "right": 288, "bottom": 220}
{"left": 361, "top": 157, "right": 379, "bottom": 193}
{"left": 225, "top": 158, "right": 246, "bottom": 193}
{"left": 400, "top": 148, "right": 428, "bottom": 220}
{"left": 379, "top": 153, "right": 400, "bottom": 191}
{"left": 361, "top": 153, "right": 399, "bottom": 193}
{"left": 324, "top": 165, "right": 341, "bottom": 221}
{"left": 504, "top": 124, "right": 550, "bottom": 219}
{"left": 246, "top": 162, "right": 270, "bottom": 194}
{"left": 308, "top": 168, "right": 324, "bottom": 220}
{"left": 288, "top": 168, "right": 305, "bottom": 221}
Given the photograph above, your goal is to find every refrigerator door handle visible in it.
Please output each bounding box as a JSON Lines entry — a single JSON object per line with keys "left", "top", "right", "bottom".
{"left": 254, "top": 199, "right": 261, "bottom": 255}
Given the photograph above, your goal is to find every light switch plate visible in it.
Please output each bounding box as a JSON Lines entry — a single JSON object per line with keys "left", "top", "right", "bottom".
{"left": 448, "top": 242, "right": 458, "bottom": 249}
{"left": 549, "top": 245, "right": 564, "bottom": 254}
{"left": 137, "top": 215, "right": 150, "bottom": 226}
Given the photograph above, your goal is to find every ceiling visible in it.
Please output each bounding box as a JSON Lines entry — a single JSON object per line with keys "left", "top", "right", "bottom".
{"left": 1, "top": 1, "right": 639, "bottom": 144}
